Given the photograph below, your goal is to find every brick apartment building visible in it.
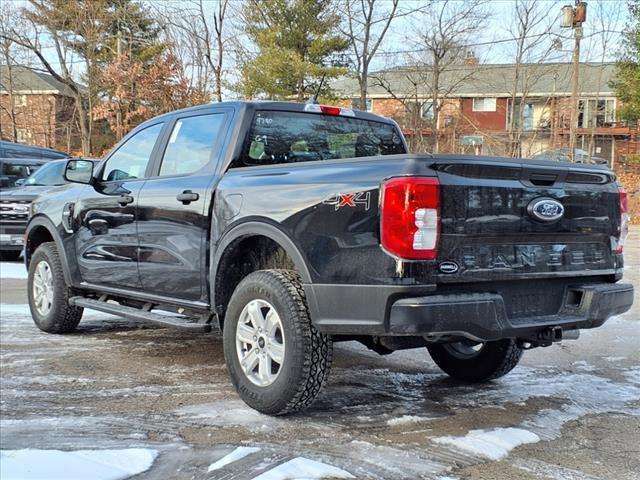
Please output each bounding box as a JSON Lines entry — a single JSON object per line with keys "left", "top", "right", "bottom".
{"left": 333, "top": 60, "right": 638, "bottom": 166}
{"left": 0, "top": 65, "right": 76, "bottom": 151}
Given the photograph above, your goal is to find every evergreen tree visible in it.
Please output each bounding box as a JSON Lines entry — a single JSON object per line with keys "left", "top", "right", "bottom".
{"left": 241, "top": 0, "right": 348, "bottom": 101}
{"left": 611, "top": 0, "right": 640, "bottom": 122}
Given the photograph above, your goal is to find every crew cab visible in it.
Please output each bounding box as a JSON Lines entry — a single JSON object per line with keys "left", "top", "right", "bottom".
{"left": 23, "top": 101, "right": 633, "bottom": 415}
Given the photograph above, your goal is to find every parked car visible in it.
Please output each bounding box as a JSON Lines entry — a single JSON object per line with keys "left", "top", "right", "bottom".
{"left": 531, "top": 148, "right": 608, "bottom": 165}
{"left": 0, "top": 158, "right": 46, "bottom": 189}
{"left": 1, "top": 158, "right": 97, "bottom": 258}
{"left": 0, "top": 141, "right": 69, "bottom": 190}
{"left": 0, "top": 140, "right": 68, "bottom": 160}
{"left": 23, "top": 101, "right": 632, "bottom": 415}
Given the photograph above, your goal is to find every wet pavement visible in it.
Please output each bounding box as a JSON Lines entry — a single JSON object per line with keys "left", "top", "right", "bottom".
{"left": 1, "top": 229, "right": 639, "bottom": 479}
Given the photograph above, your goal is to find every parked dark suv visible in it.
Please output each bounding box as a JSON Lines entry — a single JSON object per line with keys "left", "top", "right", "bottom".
{"left": 1, "top": 158, "right": 94, "bottom": 258}
{"left": 0, "top": 140, "right": 68, "bottom": 160}
{"left": 0, "top": 141, "right": 68, "bottom": 190}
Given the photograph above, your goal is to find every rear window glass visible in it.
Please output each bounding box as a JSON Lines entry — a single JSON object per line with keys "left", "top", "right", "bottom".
{"left": 236, "top": 111, "right": 405, "bottom": 167}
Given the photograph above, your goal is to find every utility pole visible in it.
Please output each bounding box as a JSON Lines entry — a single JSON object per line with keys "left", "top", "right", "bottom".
{"left": 561, "top": 2, "right": 587, "bottom": 162}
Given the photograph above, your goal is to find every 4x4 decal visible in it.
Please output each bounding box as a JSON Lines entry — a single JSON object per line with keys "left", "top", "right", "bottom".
{"left": 323, "top": 191, "right": 371, "bottom": 211}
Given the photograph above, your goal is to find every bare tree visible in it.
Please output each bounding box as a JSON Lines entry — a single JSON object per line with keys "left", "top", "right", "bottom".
{"left": 582, "top": 0, "right": 624, "bottom": 166}
{"left": 0, "top": 4, "right": 20, "bottom": 142}
{"left": 370, "top": 69, "right": 430, "bottom": 151}
{"left": 3, "top": 1, "right": 98, "bottom": 154}
{"left": 342, "top": 0, "right": 401, "bottom": 110}
{"left": 503, "top": 0, "right": 557, "bottom": 157}
{"left": 397, "top": 0, "right": 488, "bottom": 153}
{"left": 158, "top": 0, "right": 232, "bottom": 102}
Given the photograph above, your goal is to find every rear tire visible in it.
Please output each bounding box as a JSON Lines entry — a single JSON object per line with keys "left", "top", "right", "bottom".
{"left": 427, "top": 339, "right": 523, "bottom": 382}
{"left": 27, "top": 242, "right": 83, "bottom": 333}
{"left": 223, "top": 269, "right": 332, "bottom": 415}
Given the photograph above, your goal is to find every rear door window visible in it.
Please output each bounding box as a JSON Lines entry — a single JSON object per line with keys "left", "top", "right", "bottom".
{"left": 236, "top": 111, "right": 405, "bottom": 168}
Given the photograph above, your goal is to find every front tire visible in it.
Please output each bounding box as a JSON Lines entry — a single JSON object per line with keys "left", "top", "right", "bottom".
{"left": 223, "top": 269, "right": 333, "bottom": 415}
{"left": 427, "top": 339, "right": 523, "bottom": 382}
{"left": 27, "top": 242, "right": 83, "bottom": 333}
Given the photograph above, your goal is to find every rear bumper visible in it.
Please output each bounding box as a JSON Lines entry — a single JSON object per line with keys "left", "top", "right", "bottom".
{"left": 307, "top": 282, "right": 633, "bottom": 340}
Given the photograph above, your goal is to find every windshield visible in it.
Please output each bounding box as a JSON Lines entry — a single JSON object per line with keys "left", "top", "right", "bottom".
{"left": 0, "top": 162, "right": 42, "bottom": 189}
{"left": 24, "top": 161, "right": 66, "bottom": 186}
{"left": 237, "top": 111, "right": 406, "bottom": 167}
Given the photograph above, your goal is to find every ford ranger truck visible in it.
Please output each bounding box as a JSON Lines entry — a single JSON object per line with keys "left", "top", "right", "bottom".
{"left": 23, "top": 101, "right": 633, "bottom": 415}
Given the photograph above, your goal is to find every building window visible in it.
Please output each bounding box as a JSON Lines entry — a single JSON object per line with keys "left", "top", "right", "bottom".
{"left": 507, "top": 100, "right": 535, "bottom": 130}
{"left": 421, "top": 101, "right": 434, "bottom": 120}
{"left": 13, "top": 95, "right": 27, "bottom": 107}
{"left": 16, "top": 128, "right": 28, "bottom": 143}
{"left": 405, "top": 101, "right": 434, "bottom": 121}
{"left": 351, "top": 98, "right": 373, "bottom": 111}
{"left": 578, "top": 98, "right": 615, "bottom": 128}
{"left": 472, "top": 97, "right": 497, "bottom": 112}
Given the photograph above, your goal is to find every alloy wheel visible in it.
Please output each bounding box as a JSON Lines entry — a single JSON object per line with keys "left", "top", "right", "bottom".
{"left": 235, "top": 299, "right": 285, "bottom": 387}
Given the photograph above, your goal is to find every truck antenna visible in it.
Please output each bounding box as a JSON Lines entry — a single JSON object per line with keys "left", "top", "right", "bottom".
{"left": 307, "top": 74, "right": 326, "bottom": 105}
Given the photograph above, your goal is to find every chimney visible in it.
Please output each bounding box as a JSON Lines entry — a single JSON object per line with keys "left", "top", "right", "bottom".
{"left": 464, "top": 51, "right": 479, "bottom": 66}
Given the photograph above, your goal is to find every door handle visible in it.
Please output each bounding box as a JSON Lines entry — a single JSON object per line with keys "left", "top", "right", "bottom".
{"left": 117, "top": 194, "right": 134, "bottom": 206}
{"left": 177, "top": 190, "right": 199, "bottom": 205}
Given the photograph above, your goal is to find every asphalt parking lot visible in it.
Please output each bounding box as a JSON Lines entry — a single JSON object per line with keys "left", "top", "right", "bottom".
{"left": 1, "top": 229, "right": 639, "bottom": 479}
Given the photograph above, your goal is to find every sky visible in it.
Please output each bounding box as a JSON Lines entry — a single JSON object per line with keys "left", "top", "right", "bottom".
{"left": 370, "top": 0, "right": 628, "bottom": 71}
{"left": 5, "top": 0, "right": 631, "bottom": 83}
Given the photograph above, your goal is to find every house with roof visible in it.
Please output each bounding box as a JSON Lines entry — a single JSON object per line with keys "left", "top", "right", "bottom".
{"left": 0, "top": 65, "right": 76, "bottom": 151}
{"left": 333, "top": 60, "right": 638, "bottom": 165}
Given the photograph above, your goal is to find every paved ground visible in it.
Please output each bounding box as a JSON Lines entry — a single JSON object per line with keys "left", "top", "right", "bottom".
{"left": 1, "top": 230, "right": 639, "bottom": 479}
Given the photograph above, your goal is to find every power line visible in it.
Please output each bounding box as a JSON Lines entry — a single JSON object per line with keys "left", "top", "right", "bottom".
{"left": 372, "top": 28, "right": 624, "bottom": 57}
{"left": 3, "top": 27, "right": 623, "bottom": 69}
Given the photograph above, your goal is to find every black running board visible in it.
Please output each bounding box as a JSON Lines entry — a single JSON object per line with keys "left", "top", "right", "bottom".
{"left": 69, "top": 297, "right": 212, "bottom": 332}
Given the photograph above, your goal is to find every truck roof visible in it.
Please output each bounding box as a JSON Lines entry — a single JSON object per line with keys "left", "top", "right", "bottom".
{"left": 145, "top": 100, "right": 397, "bottom": 126}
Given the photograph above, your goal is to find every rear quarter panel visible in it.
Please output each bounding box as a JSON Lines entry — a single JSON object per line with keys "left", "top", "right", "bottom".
{"left": 213, "top": 155, "right": 438, "bottom": 285}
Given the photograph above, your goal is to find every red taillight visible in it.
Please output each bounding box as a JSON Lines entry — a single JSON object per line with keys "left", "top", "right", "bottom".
{"left": 380, "top": 177, "right": 440, "bottom": 260}
{"left": 616, "top": 186, "right": 629, "bottom": 254}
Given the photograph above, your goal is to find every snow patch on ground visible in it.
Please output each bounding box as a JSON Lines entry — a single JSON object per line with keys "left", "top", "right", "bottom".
{"left": 252, "top": 457, "right": 354, "bottom": 480}
{"left": 176, "top": 401, "right": 284, "bottom": 432}
{"left": 0, "top": 303, "right": 117, "bottom": 320}
{"left": 571, "top": 360, "right": 596, "bottom": 372}
{"left": 386, "top": 415, "right": 427, "bottom": 426}
{"left": 0, "top": 448, "right": 158, "bottom": 480}
{"left": 0, "top": 263, "right": 27, "bottom": 279}
{"left": 623, "top": 367, "right": 640, "bottom": 386}
{"left": 208, "top": 446, "right": 260, "bottom": 472}
{"left": 604, "top": 356, "right": 626, "bottom": 362}
{"left": 432, "top": 427, "right": 540, "bottom": 461}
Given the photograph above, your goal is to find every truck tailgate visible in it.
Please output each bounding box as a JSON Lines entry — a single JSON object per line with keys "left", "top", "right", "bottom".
{"left": 433, "top": 158, "right": 622, "bottom": 283}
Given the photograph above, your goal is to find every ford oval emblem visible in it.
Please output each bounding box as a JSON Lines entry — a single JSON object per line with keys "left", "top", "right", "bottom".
{"left": 527, "top": 197, "right": 564, "bottom": 222}
{"left": 439, "top": 261, "right": 459, "bottom": 274}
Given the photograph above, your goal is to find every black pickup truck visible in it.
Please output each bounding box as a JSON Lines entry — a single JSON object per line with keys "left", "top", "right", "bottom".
{"left": 24, "top": 101, "right": 633, "bottom": 415}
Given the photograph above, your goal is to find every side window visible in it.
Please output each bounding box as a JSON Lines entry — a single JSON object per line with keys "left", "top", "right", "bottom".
{"left": 102, "top": 123, "right": 163, "bottom": 182}
{"left": 159, "top": 113, "right": 225, "bottom": 176}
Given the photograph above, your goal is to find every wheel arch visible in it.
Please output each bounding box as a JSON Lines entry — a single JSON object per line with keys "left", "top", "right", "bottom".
{"left": 25, "top": 216, "right": 73, "bottom": 286}
{"left": 211, "top": 221, "right": 313, "bottom": 329}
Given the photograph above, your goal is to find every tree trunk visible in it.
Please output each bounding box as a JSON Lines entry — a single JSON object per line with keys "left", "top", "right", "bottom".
{"left": 73, "top": 91, "right": 91, "bottom": 155}
{"left": 359, "top": 60, "right": 369, "bottom": 110}
{"left": 2, "top": 46, "right": 18, "bottom": 142}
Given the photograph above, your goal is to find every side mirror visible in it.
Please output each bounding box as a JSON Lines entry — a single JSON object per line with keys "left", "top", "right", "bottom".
{"left": 15, "top": 178, "right": 25, "bottom": 186}
{"left": 64, "top": 159, "right": 94, "bottom": 185}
